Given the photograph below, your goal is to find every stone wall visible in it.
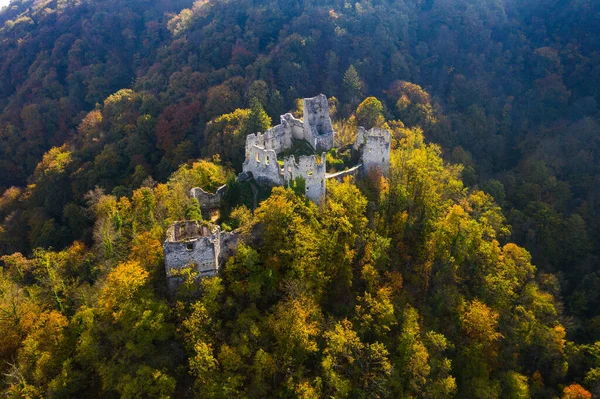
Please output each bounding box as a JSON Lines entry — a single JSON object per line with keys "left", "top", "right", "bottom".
{"left": 303, "top": 94, "right": 335, "bottom": 152}
{"left": 283, "top": 113, "right": 305, "bottom": 140}
{"left": 190, "top": 184, "right": 227, "bottom": 219}
{"left": 245, "top": 113, "right": 304, "bottom": 155}
{"left": 283, "top": 153, "right": 327, "bottom": 203}
{"left": 220, "top": 231, "right": 239, "bottom": 263}
{"left": 355, "top": 127, "right": 391, "bottom": 176}
{"left": 163, "top": 221, "right": 221, "bottom": 290}
{"left": 163, "top": 95, "right": 396, "bottom": 292}
{"left": 163, "top": 220, "right": 241, "bottom": 291}
{"left": 242, "top": 145, "right": 284, "bottom": 186}
{"left": 166, "top": 220, "right": 211, "bottom": 241}
{"left": 245, "top": 95, "right": 334, "bottom": 155}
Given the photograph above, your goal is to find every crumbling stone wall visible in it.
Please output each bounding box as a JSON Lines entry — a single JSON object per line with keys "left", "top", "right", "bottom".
{"left": 245, "top": 113, "right": 304, "bottom": 154}
{"left": 190, "top": 184, "right": 227, "bottom": 219}
{"left": 284, "top": 153, "right": 327, "bottom": 203}
{"left": 242, "top": 145, "right": 284, "bottom": 186}
{"left": 245, "top": 96, "right": 334, "bottom": 155}
{"left": 241, "top": 94, "right": 336, "bottom": 197}
{"left": 302, "top": 94, "right": 335, "bottom": 152}
{"left": 164, "top": 95, "right": 396, "bottom": 292}
{"left": 284, "top": 113, "right": 305, "bottom": 140}
{"left": 240, "top": 95, "right": 391, "bottom": 205}
{"left": 355, "top": 127, "right": 391, "bottom": 176}
{"left": 220, "top": 231, "right": 239, "bottom": 262}
{"left": 164, "top": 220, "right": 240, "bottom": 291}
{"left": 163, "top": 221, "right": 221, "bottom": 290}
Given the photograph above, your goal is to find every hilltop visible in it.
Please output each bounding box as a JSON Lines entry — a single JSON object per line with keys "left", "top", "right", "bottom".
{"left": 1, "top": 0, "right": 600, "bottom": 397}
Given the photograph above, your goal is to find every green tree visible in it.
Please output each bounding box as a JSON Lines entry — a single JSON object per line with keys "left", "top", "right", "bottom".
{"left": 186, "top": 198, "right": 202, "bottom": 221}
{"left": 355, "top": 97, "right": 385, "bottom": 129}
{"left": 246, "top": 97, "right": 272, "bottom": 136}
{"left": 342, "top": 65, "right": 363, "bottom": 107}
{"left": 322, "top": 319, "right": 392, "bottom": 397}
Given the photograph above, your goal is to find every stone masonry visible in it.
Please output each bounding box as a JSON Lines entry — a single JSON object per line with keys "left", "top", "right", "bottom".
{"left": 165, "top": 94, "right": 392, "bottom": 288}
{"left": 283, "top": 153, "right": 327, "bottom": 203}
{"left": 163, "top": 220, "right": 236, "bottom": 291}
{"left": 302, "top": 94, "right": 335, "bottom": 152}
{"left": 242, "top": 145, "right": 283, "bottom": 186}
{"left": 354, "top": 127, "right": 391, "bottom": 176}
{"left": 241, "top": 94, "right": 336, "bottom": 203}
{"left": 190, "top": 184, "right": 227, "bottom": 219}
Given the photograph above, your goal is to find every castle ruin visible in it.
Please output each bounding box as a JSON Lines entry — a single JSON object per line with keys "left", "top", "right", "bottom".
{"left": 242, "top": 94, "right": 334, "bottom": 203}
{"left": 284, "top": 153, "right": 327, "bottom": 203}
{"left": 354, "top": 127, "right": 391, "bottom": 176}
{"left": 163, "top": 220, "right": 237, "bottom": 290}
{"left": 164, "top": 94, "right": 392, "bottom": 288}
{"left": 190, "top": 184, "right": 227, "bottom": 219}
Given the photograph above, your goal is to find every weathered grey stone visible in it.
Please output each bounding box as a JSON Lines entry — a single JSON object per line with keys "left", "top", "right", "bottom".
{"left": 245, "top": 113, "right": 304, "bottom": 155}
{"left": 190, "top": 184, "right": 227, "bottom": 219}
{"left": 164, "top": 95, "right": 394, "bottom": 292}
{"left": 302, "top": 94, "right": 335, "bottom": 152}
{"left": 163, "top": 220, "right": 241, "bottom": 291}
{"left": 163, "top": 221, "right": 221, "bottom": 290}
{"left": 240, "top": 94, "right": 336, "bottom": 202}
{"left": 283, "top": 153, "right": 327, "bottom": 203}
{"left": 355, "top": 126, "right": 391, "bottom": 176}
{"left": 242, "top": 145, "right": 284, "bottom": 186}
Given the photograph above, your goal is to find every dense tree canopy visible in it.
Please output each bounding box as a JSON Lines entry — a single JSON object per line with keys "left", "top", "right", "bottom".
{"left": 1, "top": 0, "right": 600, "bottom": 396}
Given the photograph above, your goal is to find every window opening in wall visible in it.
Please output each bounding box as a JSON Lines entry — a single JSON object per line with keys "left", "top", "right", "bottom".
{"left": 306, "top": 186, "right": 309, "bottom": 192}
{"left": 369, "top": 148, "right": 372, "bottom": 152}
{"left": 256, "top": 153, "right": 260, "bottom": 163}
{"left": 308, "top": 169, "right": 313, "bottom": 176}
{"left": 186, "top": 243, "right": 194, "bottom": 251}
{"left": 266, "top": 156, "right": 269, "bottom": 165}
{"left": 382, "top": 157, "right": 385, "bottom": 162}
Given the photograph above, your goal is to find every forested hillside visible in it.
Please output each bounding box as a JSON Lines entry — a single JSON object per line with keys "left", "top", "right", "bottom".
{"left": 1, "top": 0, "right": 600, "bottom": 397}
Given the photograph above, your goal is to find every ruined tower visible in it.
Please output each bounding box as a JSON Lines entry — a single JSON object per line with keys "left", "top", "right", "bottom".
{"left": 354, "top": 127, "right": 391, "bottom": 176}
{"left": 302, "top": 94, "right": 335, "bottom": 152}
{"left": 163, "top": 220, "right": 237, "bottom": 291}
{"left": 283, "top": 153, "right": 327, "bottom": 203}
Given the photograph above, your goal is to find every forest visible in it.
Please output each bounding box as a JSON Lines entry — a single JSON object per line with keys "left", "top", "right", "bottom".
{"left": 0, "top": 0, "right": 600, "bottom": 397}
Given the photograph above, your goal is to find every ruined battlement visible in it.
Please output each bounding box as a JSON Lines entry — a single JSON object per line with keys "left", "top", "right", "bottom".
{"left": 243, "top": 95, "right": 335, "bottom": 156}
{"left": 302, "top": 94, "right": 335, "bottom": 152}
{"left": 164, "top": 221, "right": 222, "bottom": 290}
{"left": 164, "top": 94, "right": 393, "bottom": 290}
{"left": 242, "top": 94, "right": 336, "bottom": 200}
{"left": 166, "top": 220, "right": 214, "bottom": 242}
{"left": 242, "top": 94, "right": 392, "bottom": 201}
{"left": 164, "top": 220, "right": 239, "bottom": 291}
{"left": 190, "top": 185, "right": 227, "bottom": 219}
{"left": 354, "top": 127, "right": 391, "bottom": 176}
{"left": 245, "top": 113, "right": 301, "bottom": 155}
{"left": 283, "top": 153, "right": 327, "bottom": 203}
{"left": 242, "top": 145, "right": 283, "bottom": 186}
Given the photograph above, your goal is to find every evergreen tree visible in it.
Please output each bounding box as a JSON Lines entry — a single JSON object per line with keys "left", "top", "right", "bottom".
{"left": 342, "top": 65, "right": 363, "bottom": 107}
{"left": 245, "top": 97, "right": 272, "bottom": 135}
{"left": 186, "top": 198, "right": 202, "bottom": 221}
